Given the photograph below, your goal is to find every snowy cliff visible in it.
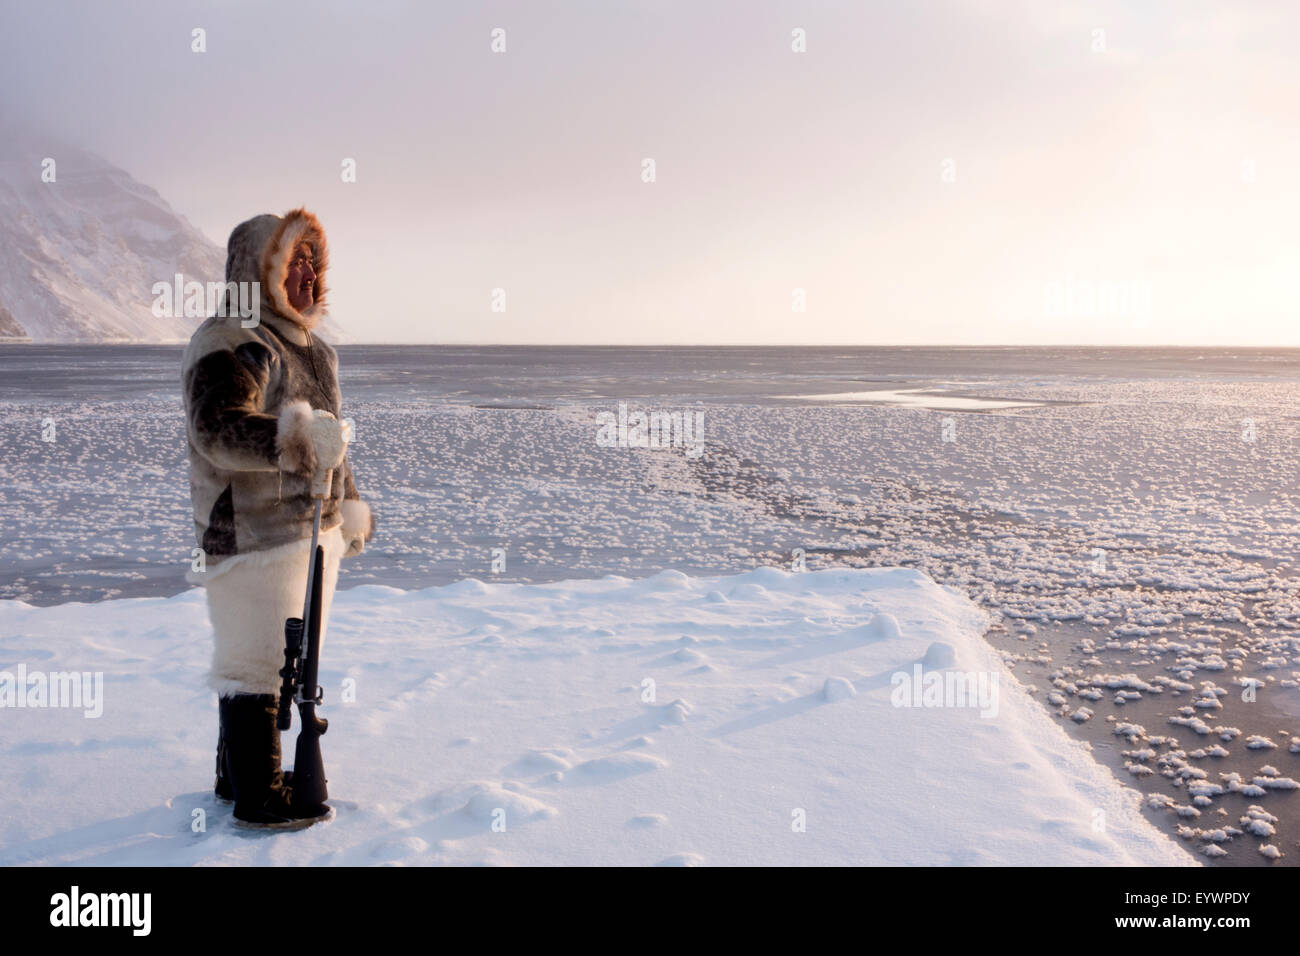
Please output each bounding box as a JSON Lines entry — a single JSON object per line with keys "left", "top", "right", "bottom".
{"left": 0, "top": 122, "right": 348, "bottom": 344}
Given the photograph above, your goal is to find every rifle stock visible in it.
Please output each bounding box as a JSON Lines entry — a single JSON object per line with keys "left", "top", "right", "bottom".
{"left": 278, "top": 544, "right": 329, "bottom": 810}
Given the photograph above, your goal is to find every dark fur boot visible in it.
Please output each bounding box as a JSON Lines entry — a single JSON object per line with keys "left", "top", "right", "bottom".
{"left": 218, "top": 693, "right": 330, "bottom": 830}
{"left": 216, "top": 720, "right": 291, "bottom": 803}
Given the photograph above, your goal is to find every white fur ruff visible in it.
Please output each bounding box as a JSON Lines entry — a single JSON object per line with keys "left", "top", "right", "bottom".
{"left": 264, "top": 214, "right": 326, "bottom": 328}
{"left": 203, "top": 525, "right": 347, "bottom": 697}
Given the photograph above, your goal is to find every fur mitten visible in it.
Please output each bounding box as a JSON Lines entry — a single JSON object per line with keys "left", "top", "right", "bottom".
{"left": 276, "top": 401, "right": 347, "bottom": 475}
{"left": 340, "top": 499, "right": 371, "bottom": 558}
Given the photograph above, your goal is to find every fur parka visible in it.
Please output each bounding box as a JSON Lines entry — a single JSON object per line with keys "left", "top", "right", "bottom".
{"left": 181, "top": 208, "right": 373, "bottom": 574}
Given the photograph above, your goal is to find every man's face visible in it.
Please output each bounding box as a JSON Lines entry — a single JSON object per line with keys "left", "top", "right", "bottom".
{"left": 285, "top": 241, "right": 315, "bottom": 312}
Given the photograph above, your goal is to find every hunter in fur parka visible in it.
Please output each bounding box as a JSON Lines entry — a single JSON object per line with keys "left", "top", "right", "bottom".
{"left": 183, "top": 208, "right": 373, "bottom": 697}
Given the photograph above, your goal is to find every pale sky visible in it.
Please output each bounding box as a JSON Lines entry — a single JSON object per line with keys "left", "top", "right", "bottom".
{"left": 2, "top": 0, "right": 1298, "bottom": 345}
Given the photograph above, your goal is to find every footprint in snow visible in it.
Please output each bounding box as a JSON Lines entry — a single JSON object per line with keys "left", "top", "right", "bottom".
{"left": 573, "top": 752, "right": 668, "bottom": 781}
{"left": 506, "top": 748, "right": 574, "bottom": 775}
{"left": 655, "top": 852, "right": 704, "bottom": 867}
{"left": 585, "top": 699, "right": 692, "bottom": 745}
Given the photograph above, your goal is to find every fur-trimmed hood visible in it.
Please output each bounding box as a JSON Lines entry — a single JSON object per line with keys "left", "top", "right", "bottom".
{"left": 223, "top": 208, "right": 329, "bottom": 330}
{"left": 181, "top": 207, "right": 372, "bottom": 572}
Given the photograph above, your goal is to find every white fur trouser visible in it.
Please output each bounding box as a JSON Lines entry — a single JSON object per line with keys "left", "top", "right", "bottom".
{"left": 201, "top": 527, "right": 347, "bottom": 698}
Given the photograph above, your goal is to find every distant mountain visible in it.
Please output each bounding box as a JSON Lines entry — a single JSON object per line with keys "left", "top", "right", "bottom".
{"left": 0, "top": 121, "right": 349, "bottom": 344}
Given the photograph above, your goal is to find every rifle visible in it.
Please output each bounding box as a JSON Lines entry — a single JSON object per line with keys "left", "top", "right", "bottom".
{"left": 277, "top": 418, "right": 351, "bottom": 812}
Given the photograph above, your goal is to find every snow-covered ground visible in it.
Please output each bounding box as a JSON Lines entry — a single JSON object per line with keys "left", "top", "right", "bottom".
{"left": 0, "top": 566, "right": 1191, "bottom": 866}
{"left": 4, "top": 345, "right": 1299, "bottom": 862}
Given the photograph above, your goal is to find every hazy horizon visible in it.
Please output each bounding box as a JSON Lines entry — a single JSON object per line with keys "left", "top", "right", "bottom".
{"left": 3, "top": 0, "right": 1299, "bottom": 347}
{"left": 41, "top": 339, "right": 1300, "bottom": 348}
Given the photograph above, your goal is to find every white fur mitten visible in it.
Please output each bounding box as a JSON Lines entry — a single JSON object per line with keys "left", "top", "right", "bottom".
{"left": 276, "top": 401, "right": 347, "bottom": 475}
{"left": 340, "top": 498, "right": 371, "bottom": 558}
{"left": 307, "top": 409, "right": 348, "bottom": 473}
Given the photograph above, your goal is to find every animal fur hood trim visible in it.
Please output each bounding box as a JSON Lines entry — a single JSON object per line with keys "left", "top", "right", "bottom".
{"left": 181, "top": 209, "right": 374, "bottom": 571}
{"left": 222, "top": 207, "right": 329, "bottom": 331}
